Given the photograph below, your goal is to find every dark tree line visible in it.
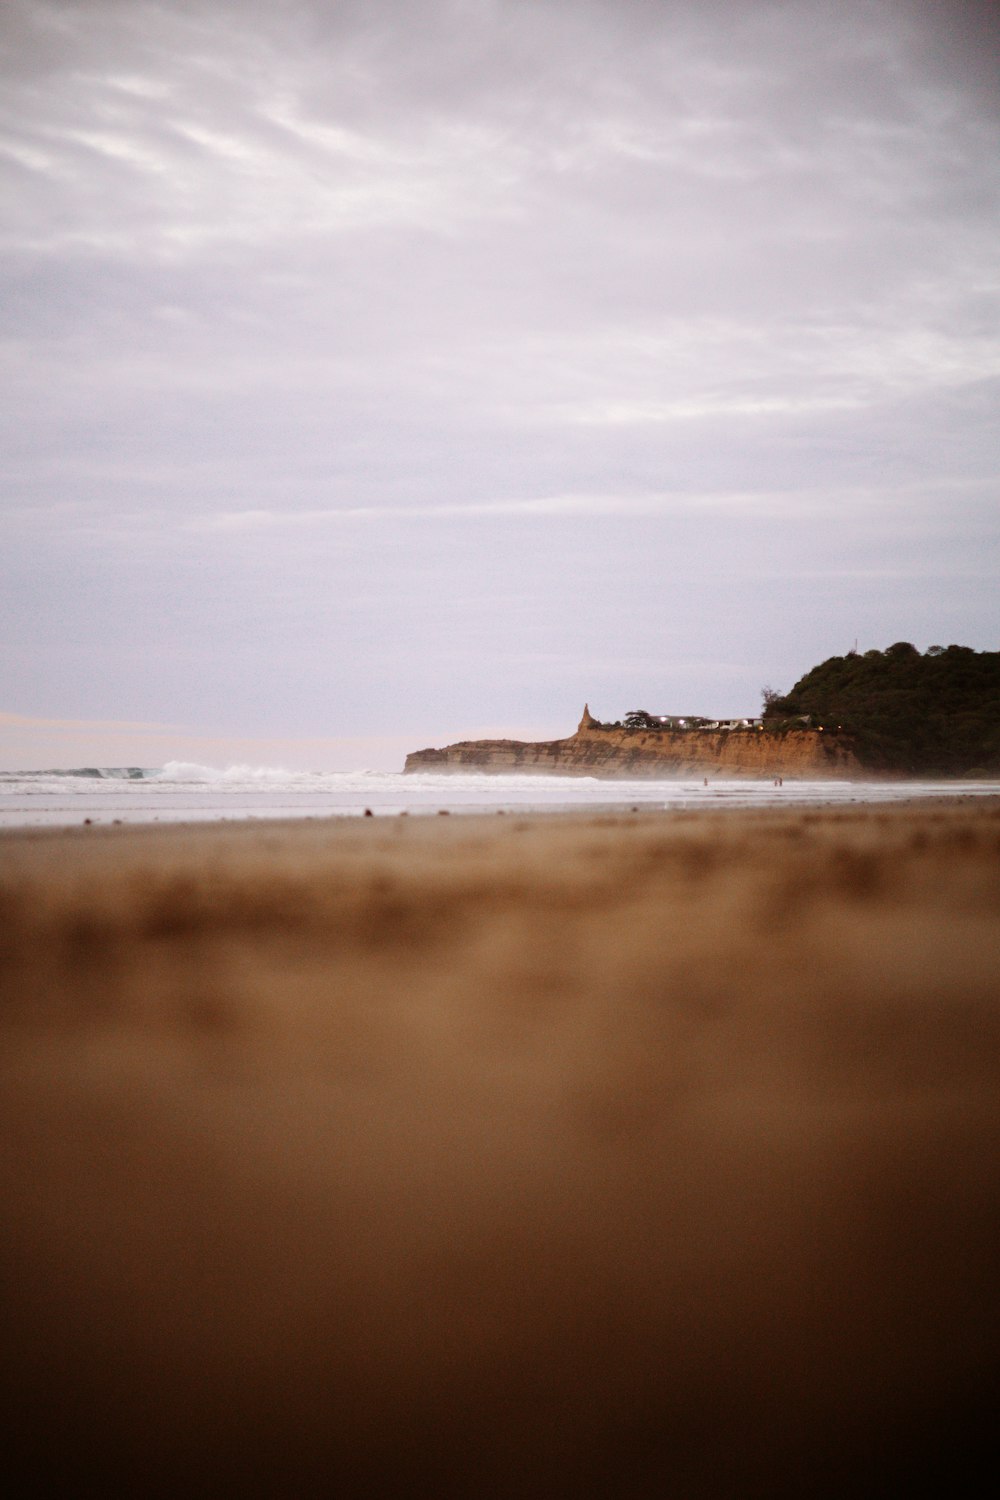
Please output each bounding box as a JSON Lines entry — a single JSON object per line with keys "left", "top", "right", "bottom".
{"left": 762, "top": 643, "right": 1000, "bottom": 774}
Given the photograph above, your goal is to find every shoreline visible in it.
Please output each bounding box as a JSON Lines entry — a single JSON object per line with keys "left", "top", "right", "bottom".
{"left": 3, "top": 801, "right": 999, "bottom": 1493}
{"left": 2, "top": 779, "right": 999, "bottom": 834}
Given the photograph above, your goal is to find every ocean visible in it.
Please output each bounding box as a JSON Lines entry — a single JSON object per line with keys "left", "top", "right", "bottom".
{"left": 1, "top": 763, "right": 999, "bottom": 828}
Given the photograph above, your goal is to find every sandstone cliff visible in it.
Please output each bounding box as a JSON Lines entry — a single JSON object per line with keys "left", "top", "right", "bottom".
{"left": 404, "top": 707, "right": 863, "bottom": 779}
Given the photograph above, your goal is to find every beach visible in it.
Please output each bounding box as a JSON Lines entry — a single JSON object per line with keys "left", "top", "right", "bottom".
{"left": 2, "top": 801, "right": 999, "bottom": 1495}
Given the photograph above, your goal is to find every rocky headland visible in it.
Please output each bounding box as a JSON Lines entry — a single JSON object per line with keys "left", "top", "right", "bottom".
{"left": 404, "top": 706, "right": 862, "bottom": 778}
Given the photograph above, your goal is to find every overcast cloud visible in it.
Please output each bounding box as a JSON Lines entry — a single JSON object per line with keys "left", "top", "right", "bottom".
{"left": 2, "top": 0, "right": 998, "bottom": 767}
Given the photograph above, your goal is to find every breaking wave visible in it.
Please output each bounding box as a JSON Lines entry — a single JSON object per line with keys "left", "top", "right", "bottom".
{"left": 2, "top": 763, "right": 999, "bottom": 829}
{"left": 154, "top": 761, "right": 318, "bottom": 784}
{"left": 0, "top": 766, "right": 153, "bottom": 780}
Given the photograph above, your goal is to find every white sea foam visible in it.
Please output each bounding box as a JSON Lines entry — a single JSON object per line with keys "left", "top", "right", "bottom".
{"left": 154, "top": 761, "right": 317, "bottom": 784}
{"left": 0, "top": 764, "right": 998, "bottom": 828}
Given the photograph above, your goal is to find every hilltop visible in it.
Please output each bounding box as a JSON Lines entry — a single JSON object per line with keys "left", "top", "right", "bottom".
{"left": 762, "top": 643, "right": 1000, "bottom": 775}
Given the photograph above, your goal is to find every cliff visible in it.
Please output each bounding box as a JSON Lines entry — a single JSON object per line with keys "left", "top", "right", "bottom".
{"left": 404, "top": 707, "right": 863, "bottom": 779}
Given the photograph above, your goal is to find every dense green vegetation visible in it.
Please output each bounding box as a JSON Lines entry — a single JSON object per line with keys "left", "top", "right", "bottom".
{"left": 762, "top": 643, "right": 1000, "bottom": 774}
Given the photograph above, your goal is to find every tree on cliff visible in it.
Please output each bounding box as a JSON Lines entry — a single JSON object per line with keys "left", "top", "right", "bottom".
{"left": 761, "top": 644, "right": 1000, "bottom": 773}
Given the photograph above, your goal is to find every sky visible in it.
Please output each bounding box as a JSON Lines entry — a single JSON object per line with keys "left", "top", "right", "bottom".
{"left": 2, "top": 0, "right": 998, "bottom": 770}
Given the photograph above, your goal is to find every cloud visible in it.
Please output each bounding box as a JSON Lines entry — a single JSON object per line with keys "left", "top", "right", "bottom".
{"left": 1, "top": 1, "right": 997, "bottom": 749}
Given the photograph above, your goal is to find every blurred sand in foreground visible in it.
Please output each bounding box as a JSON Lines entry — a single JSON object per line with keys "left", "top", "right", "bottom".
{"left": 2, "top": 803, "right": 999, "bottom": 1496}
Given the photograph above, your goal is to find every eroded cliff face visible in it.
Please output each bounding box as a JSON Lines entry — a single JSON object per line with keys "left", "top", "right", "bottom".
{"left": 404, "top": 709, "right": 863, "bottom": 779}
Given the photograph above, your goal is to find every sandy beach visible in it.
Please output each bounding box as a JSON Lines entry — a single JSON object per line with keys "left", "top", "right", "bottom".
{"left": 2, "top": 801, "right": 999, "bottom": 1495}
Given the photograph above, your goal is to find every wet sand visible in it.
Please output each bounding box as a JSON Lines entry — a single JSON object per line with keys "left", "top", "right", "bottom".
{"left": 2, "top": 802, "right": 999, "bottom": 1495}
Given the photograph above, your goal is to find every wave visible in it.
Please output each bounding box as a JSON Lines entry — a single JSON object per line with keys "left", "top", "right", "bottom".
{"left": 0, "top": 764, "right": 372, "bottom": 786}
{"left": 0, "top": 766, "right": 152, "bottom": 781}
{"left": 154, "top": 761, "right": 315, "bottom": 784}
{"left": 152, "top": 763, "right": 614, "bottom": 788}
